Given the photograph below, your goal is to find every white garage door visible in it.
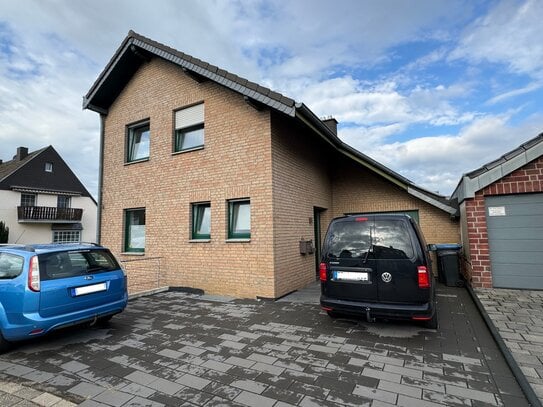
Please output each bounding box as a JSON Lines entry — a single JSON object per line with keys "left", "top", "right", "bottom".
{"left": 485, "top": 193, "right": 543, "bottom": 289}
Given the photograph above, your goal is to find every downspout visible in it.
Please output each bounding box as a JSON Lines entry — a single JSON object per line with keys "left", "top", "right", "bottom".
{"left": 96, "top": 113, "right": 106, "bottom": 244}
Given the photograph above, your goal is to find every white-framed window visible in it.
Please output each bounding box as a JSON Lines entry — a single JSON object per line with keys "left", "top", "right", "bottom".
{"left": 57, "top": 196, "right": 71, "bottom": 208}
{"left": 45, "top": 162, "right": 53, "bottom": 172}
{"left": 53, "top": 231, "right": 81, "bottom": 243}
{"left": 20, "top": 193, "right": 36, "bottom": 207}
{"left": 174, "top": 103, "right": 204, "bottom": 152}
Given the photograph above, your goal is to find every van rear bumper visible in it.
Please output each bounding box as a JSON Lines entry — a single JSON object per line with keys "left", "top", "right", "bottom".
{"left": 320, "top": 295, "right": 434, "bottom": 320}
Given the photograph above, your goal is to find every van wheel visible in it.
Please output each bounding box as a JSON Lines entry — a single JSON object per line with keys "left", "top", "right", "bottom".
{"left": 0, "top": 333, "right": 11, "bottom": 353}
{"left": 425, "top": 313, "right": 438, "bottom": 330}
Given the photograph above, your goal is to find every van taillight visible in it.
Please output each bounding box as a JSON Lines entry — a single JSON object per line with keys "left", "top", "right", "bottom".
{"left": 28, "top": 255, "right": 40, "bottom": 292}
{"left": 319, "top": 263, "right": 327, "bottom": 281}
{"left": 418, "top": 266, "right": 430, "bottom": 289}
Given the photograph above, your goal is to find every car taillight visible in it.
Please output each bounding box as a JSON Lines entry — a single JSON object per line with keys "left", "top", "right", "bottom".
{"left": 319, "top": 262, "right": 327, "bottom": 281}
{"left": 28, "top": 255, "right": 40, "bottom": 292}
{"left": 418, "top": 266, "right": 430, "bottom": 289}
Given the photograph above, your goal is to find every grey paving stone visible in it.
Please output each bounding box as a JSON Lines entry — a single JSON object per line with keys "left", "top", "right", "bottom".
{"left": 224, "top": 357, "right": 255, "bottom": 369}
{"left": 247, "top": 353, "right": 277, "bottom": 365}
{"left": 68, "top": 382, "right": 106, "bottom": 398}
{"left": 249, "top": 362, "right": 284, "bottom": 376}
{"left": 202, "top": 360, "right": 233, "bottom": 373}
{"left": 0, "top": 393, "right": 23, "bottom": 405}
{"left": 308, "top": 344, "right": 338, "bottom": 354}
{"left": 179, "top": 345, "right": 207, "bottom": 356}
{"left": 61, "top": 361, "right": 90, "bottom": 373}
{"left": 5, "top": 364, "right": 35, "bottom": 377}
{"left": 221, "top": 341, "right": 246, "bottom": 350}
{"left": 204, "top": 381, "right": 242, "bottom": 400}
{"left": 383, "top": 364, "right": 423, "bottom": 379}
{"left": 289, "top": 381, "right": 329, "bottom": 400}
{"left": 31, "top": 392, "right": 63, "bottom": 407}
{"left": 125, "top": 371, "right": 159, "bottom": 386}
{"left": 175, "top": 373, "right": 211, "bottom": 390}
{"left": 119, "top": 383, "right": 156, "bottom": 398}
{"left": 123, "top": 395, "right": 165, "bottom": 406}
{"left": 362, "top": 368, "right": 402, "bottom": 384}
{"left": 445, "top": 384, "right": 499, "bottom": 404}
{"left": 21, "top": 370, "right": 56, "bottom": 383}
{"left": 261, "top": 386, "right": 304, "bottom": 405}
{"left": 231, "top": 379, "right": 268, "bottom": 394}
{"left": 93, "top": 389, "right": 135, "bottom": 406}
{"left": 326, "top": 391, "right": 372, "bottom": 407}
{"left": 397, "top": 394, "right": 443, "bottom": 407}
{"left": 233, "top": 390, "right": 276, "bottom": 407}
{"left": 368, "top": 354, "right": 405, "bottom": 367}
{"left": 377, "top": 379, "right": 422, "bottom": 399}
{"left": 352, "top": 384, "right": 397, "bottom": 404}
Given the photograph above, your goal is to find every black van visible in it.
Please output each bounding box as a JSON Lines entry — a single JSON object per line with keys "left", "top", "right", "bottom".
{"left": 319, "top": 214, "right": 437, "bottom": 328}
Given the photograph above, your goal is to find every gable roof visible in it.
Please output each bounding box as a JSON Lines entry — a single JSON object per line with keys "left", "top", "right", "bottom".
{"left": 452, "top": 132, "right": 543, "bottom": 204}
{"left": 0, "top": 146, "right": 95, "bottom": 201}
{"left": 84, "top": 30, "right": 456, "bottom": 215}
{"left": 0, "top": 147, "right": 47, "bottom": 183}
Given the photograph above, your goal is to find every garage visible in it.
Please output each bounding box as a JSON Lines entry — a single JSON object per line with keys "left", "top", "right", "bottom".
{"left": 451, "top": 132, "right": 543, "bottom": 289}
{"left": 485, "top": 193, "right": 543, "bottom": 289}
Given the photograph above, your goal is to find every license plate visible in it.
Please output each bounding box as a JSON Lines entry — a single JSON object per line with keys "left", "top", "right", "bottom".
{"left": 72, "top": 282, "right": 107, "bottom": 296}
{"left": 334, "top": 271, "right": 369, "bottom": 281}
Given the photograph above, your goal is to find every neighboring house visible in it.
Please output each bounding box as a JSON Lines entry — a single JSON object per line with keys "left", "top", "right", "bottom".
{"left": 0, "top": 146, "right": 97, "bottom": 244}
{"left": 452, "top": 133, "right": 543, "bottom": 289}
{"left": 83, "top": 31, "right": 459, "bottom": 298}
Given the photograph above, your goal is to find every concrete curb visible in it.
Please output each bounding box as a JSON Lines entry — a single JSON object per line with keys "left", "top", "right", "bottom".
{"left": 467, "top": 284, "right": 542, "bottom": 407}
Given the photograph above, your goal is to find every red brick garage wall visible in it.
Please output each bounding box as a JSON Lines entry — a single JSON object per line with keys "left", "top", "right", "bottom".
{"left": 465, "top": 157, "right": 543, "bottom": 287}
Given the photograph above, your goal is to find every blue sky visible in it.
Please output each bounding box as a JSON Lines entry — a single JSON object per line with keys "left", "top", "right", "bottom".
{"left": 1, "top": 0, "right": 542, "bottom": 197}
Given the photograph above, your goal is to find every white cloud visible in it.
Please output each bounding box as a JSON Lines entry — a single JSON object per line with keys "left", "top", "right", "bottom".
{"left": 342, "top": 113, "right": 543, "bottom": 195}
{"left": 450, "top": 0, "right": 543, "bottom": 78}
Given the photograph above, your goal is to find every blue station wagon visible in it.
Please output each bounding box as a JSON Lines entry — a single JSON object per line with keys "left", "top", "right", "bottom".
{"left": 0, "top": 243, "right": 128, "bottom": 351}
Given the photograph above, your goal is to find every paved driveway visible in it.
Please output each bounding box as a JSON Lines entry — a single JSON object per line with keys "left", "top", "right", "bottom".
{"left": 0, "top": 285, "right": 529, "bottom": 407}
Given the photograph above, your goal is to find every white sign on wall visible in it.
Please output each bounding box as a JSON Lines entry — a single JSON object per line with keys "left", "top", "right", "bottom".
{"left": 488, "top": 206, "right": 506, "bottom": 217}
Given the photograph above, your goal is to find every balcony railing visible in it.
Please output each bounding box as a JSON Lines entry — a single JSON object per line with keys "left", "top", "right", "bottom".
{"left": 17, "top": 206, "right": 83, "bottom": 222}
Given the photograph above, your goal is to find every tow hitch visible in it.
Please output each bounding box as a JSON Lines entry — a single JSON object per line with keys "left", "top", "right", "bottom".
{"left": 365, "top": 307, "right": 376, "bottom": 323}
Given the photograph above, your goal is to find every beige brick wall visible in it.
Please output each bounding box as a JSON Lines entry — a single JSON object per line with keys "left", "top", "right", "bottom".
{"left": 101, "top": 56, "right": 460, "bottom": 299}
{"left": 270, "top": 114, "right": 332, "bottom": 297}
{"left": 331, "top": 159, "right": 460, "bottom": 245}
{"left": 101, "top": 57, "right": 276, "bottom": 298}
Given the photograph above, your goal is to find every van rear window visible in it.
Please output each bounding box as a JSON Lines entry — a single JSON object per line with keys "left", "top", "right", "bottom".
{"left": 326, "top": 219, "right": 414, "bottom": 259}
{"left": 38, "top": 249, "right": 120, "bottom": 281}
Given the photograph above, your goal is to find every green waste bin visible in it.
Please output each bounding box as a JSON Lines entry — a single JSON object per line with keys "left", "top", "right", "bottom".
{"left": 434, "top": 244, "right": 463, "bottom": 287}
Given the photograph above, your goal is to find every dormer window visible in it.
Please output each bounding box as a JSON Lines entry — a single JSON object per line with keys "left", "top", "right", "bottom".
{"left": 45, "top": 162, "right": 53, "bottom": 172}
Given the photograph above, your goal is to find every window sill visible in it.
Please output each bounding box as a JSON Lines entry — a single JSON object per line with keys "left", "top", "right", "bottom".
{"left": 172, "top": 146, "right": 204, "bottom": 156}
{"left": 189, "top": 239, "right": 211, "bottom": 243}
{"left": 225, "top": 238, "right": 251, "bottom": 243}
{"left": 121, "top": 252, "right": 145, "bottom": 256}
{"left": 124, "top": 158, "right": 149, "bottom": 166}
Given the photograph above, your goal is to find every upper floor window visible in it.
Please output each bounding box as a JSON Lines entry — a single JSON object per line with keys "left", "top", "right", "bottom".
{"left": 126, "top": 121, "right": 150, "bottom": 163}
{"left": 45, "top": 162, "right": 53, "bottom": 172}
{"left": 174, "top": 103, "right": 204, "bottom": 152}
{"left": 20, "top": 193, "right": 36, "bottom": 207}
{"left": 57, "top": 196, "right": 71, "bottom": 209}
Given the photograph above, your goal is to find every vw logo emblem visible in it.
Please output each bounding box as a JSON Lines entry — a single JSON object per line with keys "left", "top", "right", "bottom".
{"left": 381, "top": 272, "right": 392, "bottom": 283}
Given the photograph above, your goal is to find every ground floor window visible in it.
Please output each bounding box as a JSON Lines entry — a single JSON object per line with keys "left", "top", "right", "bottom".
{"left": 192, "top": 202, "right": 211, "bottom": 239}
{"left": 228, "top": 199, "right": 250, "bottom": 239}
{"left": 124, "top": 208, "right": 146, "bottom": 252}
{"left": 53, "top": 231, "right": 81, "bottom": 243}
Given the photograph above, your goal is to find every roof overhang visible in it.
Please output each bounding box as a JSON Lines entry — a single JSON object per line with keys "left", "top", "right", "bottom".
{"left": 452, "top": 133, "right": 543, "bottom": 203}
{"left": 11, "top": 186, "right": 82, "bottom": 196}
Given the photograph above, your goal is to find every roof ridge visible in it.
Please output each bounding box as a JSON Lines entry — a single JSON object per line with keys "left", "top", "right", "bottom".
{"left": 0, "top": 146, "right": 49, "bottom": 183}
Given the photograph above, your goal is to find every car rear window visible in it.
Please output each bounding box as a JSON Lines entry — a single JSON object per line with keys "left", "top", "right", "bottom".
{"left": 38, "top": 249, "right": 121, "bottom": 281}
{"left": 326, "top": 219, "right": 415, "bottom": 259}
{"left": 0, "top": 253, "right": 24, "bottom": 279}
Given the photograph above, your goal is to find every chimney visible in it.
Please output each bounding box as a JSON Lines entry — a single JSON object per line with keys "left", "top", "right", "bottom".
{"left": 14, "top": 147, "right": 28, "bottom": 161}
{"left": 322, "top": 117, "right": 338, "bottom": 136}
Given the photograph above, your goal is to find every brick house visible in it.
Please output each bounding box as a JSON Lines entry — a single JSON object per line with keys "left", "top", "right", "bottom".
{"left": 83, "top": 31, "right": 459, "bottom": 298}
{"left": 452, "top": 133, "right": 543, "bottom": 289}
{"left": 0, "top": 146, "right": 97, "bottom": 244}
